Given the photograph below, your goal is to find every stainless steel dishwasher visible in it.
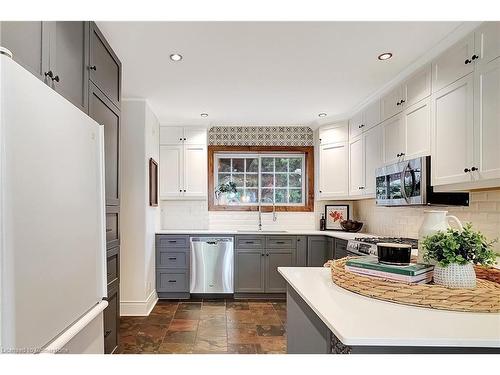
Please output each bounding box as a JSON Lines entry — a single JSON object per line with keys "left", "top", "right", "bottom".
{"left": 190, "top": 237, "right": 234, "bottom": 294}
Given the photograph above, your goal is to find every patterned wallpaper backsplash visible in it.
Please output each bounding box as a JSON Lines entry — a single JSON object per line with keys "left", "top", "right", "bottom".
{"left": 208, "top": 126, "right": 314, "bottom": 146}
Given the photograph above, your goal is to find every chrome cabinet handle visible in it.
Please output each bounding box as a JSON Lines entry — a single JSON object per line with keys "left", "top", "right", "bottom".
{"left": 89, "top": 65, "right": 97, "bottom": 71}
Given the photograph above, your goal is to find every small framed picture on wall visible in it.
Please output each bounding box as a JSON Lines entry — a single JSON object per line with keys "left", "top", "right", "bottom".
{"left": 149, "top": 158, "right": 158, "bottom": 207}
{"left": 325, "top": 204, "right": 349, "bottom": 230}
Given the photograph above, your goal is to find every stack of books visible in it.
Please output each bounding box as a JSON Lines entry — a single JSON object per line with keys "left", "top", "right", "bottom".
{"left": 345, "top": 257, "right": 434, "bottom": 284}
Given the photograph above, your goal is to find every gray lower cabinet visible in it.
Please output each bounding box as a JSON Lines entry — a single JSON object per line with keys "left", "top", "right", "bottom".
{"left": 307, "top": 236, "right": 328, "bottom": 266}
{"left": 334, "top": 239, "right": 348, "bottom": 259}
{"left": 265, "top": 249, "right": 295, "bottom": 292}
{"left": 0, "top": 21, "right": 50, "bottom": 82}
{"left": 235, "top": 249, "right": 266, "bottom": 293}
{"left": 156, "top": 235, "right": 190, "bottom": 298}
{"left": 295, "top": 236, "right": 307, "bottom": 266}
{"left": 103, "top": 285, "right": 119, "bottom": 354}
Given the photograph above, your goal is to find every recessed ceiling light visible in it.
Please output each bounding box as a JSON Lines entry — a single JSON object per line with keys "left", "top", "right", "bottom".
{"left": 318, "top": 113, "right": 327, "bottom": 117}
{"left": 378, "top": 52, "right": 393, "bottom": 61}
{"left": 200, "top": 113, "right": 208, "bottom": 118}
{"left": 170, "top": 53, "right": 183, "bottom": 62}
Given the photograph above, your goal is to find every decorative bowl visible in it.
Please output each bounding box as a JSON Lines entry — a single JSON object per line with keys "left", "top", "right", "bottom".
{"left": 340, "top": 220, "right": 363, "bottom": 232}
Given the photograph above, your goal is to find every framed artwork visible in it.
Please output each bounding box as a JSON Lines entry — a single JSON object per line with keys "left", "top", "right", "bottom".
{"left": 149, "top": 158, "right": 158, "bottom": 207}
{"left": 325, "top": 204, "right": 349, "bottom": 230}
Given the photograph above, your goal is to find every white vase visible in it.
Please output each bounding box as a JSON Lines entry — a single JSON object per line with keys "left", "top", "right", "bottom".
{"left": 417, "top": 210, "right": 463, "bottom": 264}
{"left": 433, "top": 263, "right": 477, "bottom": 289}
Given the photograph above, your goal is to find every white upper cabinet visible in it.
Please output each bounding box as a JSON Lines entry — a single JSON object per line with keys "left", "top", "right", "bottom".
{"left": 432, "top": 33, "right": 475, "bottom": 93}
{"left": 319, "top": 122, "right": 348, "bottom": 144}
{"left": 431, "top": 74, "right": 474, "bottom": 186}
{"left": 348, "top": 111, "right": 364, "bottom": 139}
{"left": 363, "top": 100, "right": 381, "bottom": 131}
{"left": 348, "top": 136, "right": 364, "bottom": 196}
{"left": 403, "top": 64, "right": 432, "bottom": 107}
{"left": 403, "top": 97, "right": 431, "bottom": 159}
{"left": 363, "top": 125, "right": 383, "bottom": 196}
{"left": 473, "top": 57, "right": 500, "bottom": 181}
{"left": 319, "top": 142, "right": 349, "bottom": 198}
{"left": 381, "top": 86, "right": 403, "bottom": 122}
{"left": 183, "top": 145, "right": 208, "bottom": 197}
{"left": 160, "top": 145, "right": 184, "bottom": 198}
{"left": 184, "top": 127, "right": 207, "bottom": 145}
{"left": 474, "top": 22, "right": 500, "bottom": 67}
{"left": 382, "top": 114, "right": 405, "bottom": 165}
{"left": 160, "top": 126, "right": 184, "bottom": 145}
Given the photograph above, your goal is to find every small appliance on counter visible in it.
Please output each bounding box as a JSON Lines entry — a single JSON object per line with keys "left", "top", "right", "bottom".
{"left": 346, "top": 237, "right": 418, "bottom": 257}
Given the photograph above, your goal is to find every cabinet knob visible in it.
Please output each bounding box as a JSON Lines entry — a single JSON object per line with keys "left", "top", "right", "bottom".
{"left": 471, "top": 166, "right": 478, "bottom": 172}
{"left": 464, "top": 168, "right": 471, "bottom": 173}
{"left": 183, "top": 138, "right": 187, "bottom": 141}
{"left": 44, "top": 70, "right": 54, "bottom": 79}
{"left": 179, "top": 189, "right": 182, "bottom": 192}
{"left": 396, "top": 100, "right": 401, "bottom": 106}
{"left": 464, "top": 59, "right": 471, "bottom": 65}
{"left": 104, "top": 330, "right": 112, "bottom": 338}
{"left": 183, "top": 189, "right": 186, "bottom": 192}
{"left": 261, "top": 253, "right": 265, "bottom": 257}
{"left": 89, "top": 65, "right": 97, "bottom": 71}
{"left": 52, "top": 75, "right": 60, "bottom": 83}
{"left": 319, "top": 190, "right": 322, "bottom": 193}
{"left": 471, "top": 54, "right": 479, "bottom": 61}
{"left": 400, "top": 99, "right": 405, "bottom": 104}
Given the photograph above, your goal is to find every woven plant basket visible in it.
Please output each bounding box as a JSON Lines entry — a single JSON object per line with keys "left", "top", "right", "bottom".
{"left": 330, "top": 257, "right": 500, "bottom": 313}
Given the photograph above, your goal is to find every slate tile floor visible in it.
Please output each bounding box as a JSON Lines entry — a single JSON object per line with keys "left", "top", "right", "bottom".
{"left": 117, "top": 299, "right": 287, "bottom": 354}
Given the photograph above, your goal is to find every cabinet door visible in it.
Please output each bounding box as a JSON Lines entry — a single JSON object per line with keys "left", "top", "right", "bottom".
{"left": 184, "top": 128, "right": 207, "bottom": 145}
{"left": 319, "top": 122, "right": 348, "bottom": 144}
{"left": 431, "top": 74, "right": 474, "bottom": 186}
{"left": 307, "top": 237, "right": 327, "bottom": 267}
{"left": 403, "top": 64, "right": 431, "bottom": 107}
{"left": 0, "top": 21, "right": 50, "bottom": 82}
{"left": 319, "top": 142, "right": 348, "bottom": 198}
{"left": 159, "top": 145, "right": 183, "bottom": 198}
{"left": 160, "top": 126, "right": 184, "bottom": 145}
{"left": 234, "top": 249, "right": 265, "bottom": 293}
{"left": 403, "top": 98, "right": 431, "bottom": 159}
{"left": 474, "top": 58, "right": 500, "bottom": 181}
{"left": 51, "top": 21, "right": 89, "bottom": 112}
{"left": 475, "top": 22, "right": 500, "bottom": 67}
{"left": 363, "top": 124, "right": 383, "bottom": 196}
{"left": 349, "top": 111, "right": 364, "bottom": 139}
{"left": 103, "top": 286, "right": 119, "bottom": 354}
{"left": 89, "top": 83, "right": 120, "bottom": 205}
{"left": 432, "top": 34, "right": 474, "bottom": 93}
{"left": 363, "top": 100, "right": 381, "bottom": 130}
{"left": 381, "top": 85, "right": 403, "bottom": 121}
{"left": 265, "top": 249, "right": 294, "bottom": 293}
{"left": 89, "top": 22, "right": 121, "bottom": 108}
{"left": 348, "top": 136, "right": 364, "bottom": 196}
{"left": 382, "top": 115, "right": 404, "bottom": 164}
{"left": 184, "top": 145, "right": 207, "bottom": 198}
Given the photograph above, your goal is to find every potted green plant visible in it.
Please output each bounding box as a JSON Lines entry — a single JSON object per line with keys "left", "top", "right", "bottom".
{"left": 215, "top": 181, "right": 237, "bottom": 205}
{"left": 422, "top": 223, "right": 497, "bottom": 289}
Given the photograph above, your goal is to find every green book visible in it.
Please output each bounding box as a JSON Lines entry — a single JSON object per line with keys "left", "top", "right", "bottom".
{"left": 346, "top": 256, "right": 433, "bottom": 276}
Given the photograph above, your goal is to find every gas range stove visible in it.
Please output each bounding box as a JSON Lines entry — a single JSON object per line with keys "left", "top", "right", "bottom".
{"left": 346, "top": 237, "right": 418, "bottom": 256}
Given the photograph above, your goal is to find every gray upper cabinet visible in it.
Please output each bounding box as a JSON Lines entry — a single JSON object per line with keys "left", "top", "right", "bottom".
{"left": 0, "top": 21, "right": 50, "bottom": 82}
{"left": 89, "top": 22, "right": 121, "bottom": 108}
{"left": 89, "top": 82, "right": 120, "bottom": 206}
{"left": 50, "top": 22, "right": 89, "bottom": 112}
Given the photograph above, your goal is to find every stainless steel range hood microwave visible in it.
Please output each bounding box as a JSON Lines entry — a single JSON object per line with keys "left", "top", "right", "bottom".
{"left": 375, "top": 156, "right": 469, "bottom": 207}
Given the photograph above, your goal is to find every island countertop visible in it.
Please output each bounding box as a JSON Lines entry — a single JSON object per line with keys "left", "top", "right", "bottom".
{"left": 278, "top": 267, "right": 500, "bottom": 348}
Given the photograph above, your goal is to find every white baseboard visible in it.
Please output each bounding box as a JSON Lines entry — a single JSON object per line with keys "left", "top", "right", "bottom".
{"left": 120, "top": 290, "right": 158, "bottom": 316}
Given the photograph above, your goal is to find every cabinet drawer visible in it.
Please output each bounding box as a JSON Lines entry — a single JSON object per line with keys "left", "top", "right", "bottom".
{"left": 156, "top": 270, "right": 189, "bottom": 293}
{"left": 156, "top": 235, "right": 189, "bottom": 249}
{"left": 157, "top": 249, "right": 188, "bottom": 269}
{"left": 235, "top": 236, "right": 264, "bottom": 249}
{"left": 266, "top": 236, "right": 296, "bottom": 249}
{"left": 106, "top": 250, "right": 119, "bottom": 285}
{"left": 106, "top": 211, "right": 119, "bottom": 248}
{"left": 103, "top": 286, "right": 118, "bottom": 354}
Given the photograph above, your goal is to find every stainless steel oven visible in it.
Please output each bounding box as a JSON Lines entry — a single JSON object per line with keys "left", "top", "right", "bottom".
{"left": 375, "top": 156, "right": 469, "bottom": 206}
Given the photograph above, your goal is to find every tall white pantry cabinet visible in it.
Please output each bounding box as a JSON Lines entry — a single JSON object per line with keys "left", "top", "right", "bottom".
{"left": 159, "top": 127, "right": 207, "bottom": 199}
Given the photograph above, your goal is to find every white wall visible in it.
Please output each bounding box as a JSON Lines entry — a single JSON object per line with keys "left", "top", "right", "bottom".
{"left": 120, "top": 99, "right": 159, "bottom": 315}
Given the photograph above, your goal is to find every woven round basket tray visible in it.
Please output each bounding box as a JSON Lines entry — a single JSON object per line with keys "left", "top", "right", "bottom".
{"left": 330, "top": 257, "right": 500, "bottom": 313}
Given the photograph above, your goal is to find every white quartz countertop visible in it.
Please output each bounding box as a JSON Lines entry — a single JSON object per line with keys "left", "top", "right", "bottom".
{"left": 278, "top": 267, "right": 500, "bottom": 347}
{"left": 156, "top": 229, "right": 377, "bottom": 241}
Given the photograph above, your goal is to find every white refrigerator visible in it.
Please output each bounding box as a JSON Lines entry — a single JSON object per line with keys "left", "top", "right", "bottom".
{"left": 0, "top": 51, "right": 108, "bottom": 354}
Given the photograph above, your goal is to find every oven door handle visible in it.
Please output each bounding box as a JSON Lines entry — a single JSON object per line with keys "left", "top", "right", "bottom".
{"left": 401, "top": 163, "right": 411, "bottom": 203}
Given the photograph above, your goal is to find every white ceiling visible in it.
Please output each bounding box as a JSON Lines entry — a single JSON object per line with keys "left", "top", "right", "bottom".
{"left": 97, "top": 21, "right": 464, "bottom": 126}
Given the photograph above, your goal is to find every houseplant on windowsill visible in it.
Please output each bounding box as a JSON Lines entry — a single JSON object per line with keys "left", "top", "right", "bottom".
{"left": 215, "top": 181, "right": 237, "bottom": 205}
{"left": 422, "top": 223, "right": 497, "bottom": 289}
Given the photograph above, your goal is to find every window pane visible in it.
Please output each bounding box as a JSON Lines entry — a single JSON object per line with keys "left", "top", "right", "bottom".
{"left": 218, "top": 158, "right": 231, "bottom": 172}
{"left": 289, "top": 173, "right": 302, "bottom": 187}
{"left": 275, "top": 158, "right": 288, "bottom": 172}
{"left": 246, "top": 174, "right": 258, "bottom": 188}
{"left": 275, "top": 188, "right": 287, "bottom": 203}
{"left": 261, "top": 188, "right": 273, "bottom": 202}
{"left": 232, "top": 158, "right": 245, "bottom": 172}
{"left": 217, "top": 173, "right": 231, "bottom": 185}
{"left": 246, "top": 158, "right": 258, "bottom": 173}
{"left": 261, "top": 157, "right": 274, "bottom": 172}
{"left": 289, "top": 158, "right": 302, "bottom": 173}
{"left": 232, "top": 173, "right": 244, "bottom": 187}
{"left": 289, "top": 188, "right": 302, "bottom": 203}
{"left": 275, "top": 174, "right": 287, "bottom": 187}
{"left": 227, "top": 189, "right": 242, "bottom": 205}
{"left": 243, "top": 189, "right": 258, "bottom": 203}
{"left": 261, "top": 173, "right": 274, "bottom": 188}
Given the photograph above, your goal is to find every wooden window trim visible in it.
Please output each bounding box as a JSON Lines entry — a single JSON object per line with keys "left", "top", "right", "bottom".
{"left": 208, "top": 145, "right": 314, "bottom": 212}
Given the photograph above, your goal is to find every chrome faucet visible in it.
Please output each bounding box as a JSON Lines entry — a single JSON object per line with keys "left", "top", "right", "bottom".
{"left": 258, "top": 196, "right": 277, "bottom": 231}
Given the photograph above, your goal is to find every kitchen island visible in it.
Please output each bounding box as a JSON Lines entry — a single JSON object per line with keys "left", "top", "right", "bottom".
{"left": 278, "top": 267, "right": 500, "bottom": 354}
